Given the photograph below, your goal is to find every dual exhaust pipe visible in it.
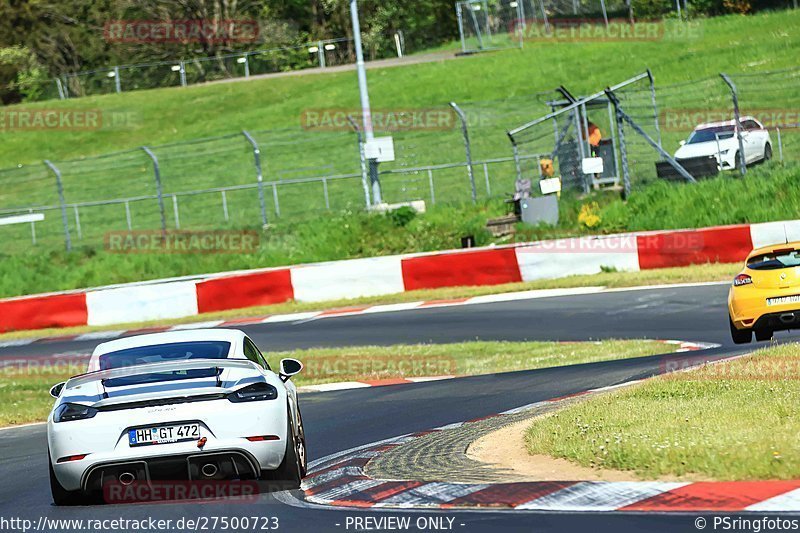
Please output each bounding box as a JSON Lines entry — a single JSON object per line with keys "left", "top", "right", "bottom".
{"left": 117, "top": 463, "right": 218, "bottom": 485}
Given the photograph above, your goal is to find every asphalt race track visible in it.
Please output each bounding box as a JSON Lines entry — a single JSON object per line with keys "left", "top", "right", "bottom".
{"left": 0, "top": 283, "right": 795, "bottom": 532}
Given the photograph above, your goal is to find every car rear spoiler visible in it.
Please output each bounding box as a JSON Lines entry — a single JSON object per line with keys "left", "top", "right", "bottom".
{"left": 65, "top": 359, "right": 259, "bottom": 390}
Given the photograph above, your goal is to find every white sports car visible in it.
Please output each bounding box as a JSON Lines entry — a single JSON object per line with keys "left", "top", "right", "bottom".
{"left": 47, "top": 329, "right": 307, "bottom": 505}
{"left": 674, "top": 116, "right": 772, "bottom": 170}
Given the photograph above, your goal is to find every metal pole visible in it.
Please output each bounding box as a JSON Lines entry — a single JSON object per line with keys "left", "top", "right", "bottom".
{"left": 172, "top": 195, "right": 180, "bottom": 229}
{"left": 350, "top": 0, "right": 382, "bottom": 204}
{"left": 347, "top": 115, "right": 372, "bottom": 208}
{"left": 777, "top": 127, "right": 784, "bottom": 162}
{"left": 179, "top": 61, "right": 187, "bottom": 87}
{"left": 607, "top": 99, "right": 622, "bottom": 184}
{"left": 720, "top": 73, "right": 747, "bottom": 176}
{"left": 125, "top": 200, "right": 132, "bottom": 230}
{"left": 615, "top": 111, "right": 632, "bottom": 200}
{"left": 243, "top": 55, "right": 250, "bottom": 78}
{"left": 242, "top": 130, "right": 268, "bottom": 225}
{"left": 467, "top": 5, "right": 485, "bottom": 49}
{"left": 600, "top": 0, "right": 609, "bottom": 27}
{"left": 141, "top": 147, "right": 168, "bottom": 234}
{"left": 509, "top": 137, "right": 523, "bottom": 182}
{"left": 605, "top": 89, "right": 696, "bottom": 184}
{"left": 29, "top": 208, "right": 36, "bottom": 245}
{"left": 114, "top": 66, "right": 121, "bottom": 93}
{"left": 482, "top": 0, "right": 492, "bottom": 41}
{"left": 450, "top": 102, "right": 478, "bottom": 203}
{"left": 428, "top": 169, "right": 436, "bottom": 204}
{"left": 483, "top": 162, "right": 491, "bottom": 195}
{"left": 221, "top": 191, "right": 229, "bottom": 221}
{"left": 647, "top": 69, "right": 663, "bottom": 151}
{"left": 55, "top": 78, "right": 66, "bottom": 100}
{"left": 456, "top": 2, "right": 467, "bottom": 53}
{"left": 43, "top": 160, "right": 72, "bottom": 252}
{"left": 318, "top": 41, "right": 326, "bottom": 68}
{"left": 73, "top": 205, "right": 82, "bottom": 239}
{"left": 322, "top": 177, "right": 330, "bottom": 209}
{"left": 272, "top": 183, "right": 281, "bottom": 217}
{"left": 675, "top": 0, "right": 682, "bottom": 19}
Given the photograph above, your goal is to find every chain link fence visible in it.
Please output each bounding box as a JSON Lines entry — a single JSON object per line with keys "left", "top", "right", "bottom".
{"left": 17, "top": 38, "right": 355, "bottom": 102}
{"left": 1, "top": 64, "right": 797, "bottom": 254}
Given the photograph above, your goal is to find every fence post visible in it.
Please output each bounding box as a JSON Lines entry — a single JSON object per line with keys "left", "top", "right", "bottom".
{"left": 777, "top": 127, "right": 784, "bottom": 162}
{"left": 43, "top": 160, "right": 72, "bottom": 252}
{"left": 614, "top": 110, "right": 632, "bottom": 200}
{"left": 456, "top": 2, "right": 467, "bottom": 54}
{"left": 450, "top": 102, "right": 478, "bottom": 203}
{"left": 317, "top": 41, "right": 326, "bottom": 68}
{"left": 55, "top": 78, "right": 66, "bottom": 100}
{"left": 508, "top": 135, "right": 523, "bottom": 182}
{"left": 114, "top": 66, "right": 121, "bottom": 93}
{"left": 720, "top": 73, "right": 747, "bottom": 177}
{"left": 646, "top": 69, "right": 663, "bottom": 151}
{"left": 346, "top": 115, "right": 372, "bottom": 209}
{"left": 141, "top": 147, "right": 167, "bottom": 234}
{"left": 179, "top": 61, "right": 187, "bottom": 87}
{"left": 242, "top": 130, "right": 269, "bottom": 226}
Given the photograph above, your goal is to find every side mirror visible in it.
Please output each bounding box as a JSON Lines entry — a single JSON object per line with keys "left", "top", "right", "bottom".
{"left": 679, "top": 140, "right": 686, "bottom": 146}
{"left": 278, "top": 358, "right": 303, "bottom": 382}
{"left": 50, "top": 382, "right": 65, "bottom": 399}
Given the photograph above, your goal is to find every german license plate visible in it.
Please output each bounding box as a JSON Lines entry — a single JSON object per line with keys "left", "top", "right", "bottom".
{"left": 767, "top": 295, "right": 800, "bottom": 307}
{"left": 129, "top": 423, "right": 200, "bottom": 447}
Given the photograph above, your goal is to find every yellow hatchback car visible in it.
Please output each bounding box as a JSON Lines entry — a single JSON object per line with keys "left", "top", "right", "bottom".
{"left": 729, "top": 242, "right": 800, "bottom": 344}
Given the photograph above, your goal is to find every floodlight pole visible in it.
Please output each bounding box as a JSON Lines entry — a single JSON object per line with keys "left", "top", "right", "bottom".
{"left": 350, "top": 0, "right": 382, "bottom": 205}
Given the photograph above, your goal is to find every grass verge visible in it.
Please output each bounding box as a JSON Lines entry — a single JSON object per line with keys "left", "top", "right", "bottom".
{"left": 0, "top": 339, "right": 677, "bottom": 428}
{"left": 525, "top": 344, "right": 800, "bottom": 480}
{"left": 0, "top": 262, "right": 738, "bottom": 340}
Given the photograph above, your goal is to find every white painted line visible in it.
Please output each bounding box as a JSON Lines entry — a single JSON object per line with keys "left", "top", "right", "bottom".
{"left": 261, "top": 312, "right": 321, "bottom": 324}
{"left": 0, "top": 339, "right": 36, "bottom": 348}
{"left": 168, "top": 321, "right": 225, "bottom": 330}
{"left": 406, "top": 375, "right": 455, "bottom": 383}
{"left": 298, "top": 382, "right": 372, "bottom": 393}
{"left": 465, "top": 286, "right": 606, "bottom": 305}
{"left": 74, "top": 330, "right": 127, "bottom": 341}
{"left": 0, "top": 421, "right": 46, "bottom": 432}
{"left": 601, "top": 281, "right": 730, "bottom": 294}
{"left": 360, "top": 302, "right": 424, "bottom": 314}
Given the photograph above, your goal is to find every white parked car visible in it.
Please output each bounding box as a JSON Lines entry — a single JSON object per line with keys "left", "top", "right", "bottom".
{"left": 47, "top": 329, "right": 307, "bottom": 505}
{"left": 674, "top": 116, "right": 772, "bottom": 170}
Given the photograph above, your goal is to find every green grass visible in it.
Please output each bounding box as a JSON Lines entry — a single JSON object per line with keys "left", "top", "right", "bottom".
{"left": 0, "top": 339, "right": 677, "bottom": 427}
{"left": 0, "top": 261, "right": 738, "bottom": 340}
{"left": 525, "top": 344, "right": 800, "bottom": 480}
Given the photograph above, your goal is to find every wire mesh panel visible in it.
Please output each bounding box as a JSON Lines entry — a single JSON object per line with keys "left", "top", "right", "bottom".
{"left": 728, "top": 67, "right": 800, "bottom": 165}
{"left": 457, "top": 0, "right": 534, "bottom": 52}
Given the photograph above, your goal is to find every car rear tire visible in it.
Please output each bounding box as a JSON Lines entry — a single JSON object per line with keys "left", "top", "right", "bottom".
{"left": 49, "top": 452, "right": 86, "bottom": 506}
{"left": 263, "top": 407, "right": 304, "bottom": 489}
{"left": 754, "top": 328, "right": 773, "bottom": 342}
{"left": 763, "top": 143, "right": 772, "bottom": 162}
{"left": 729, "top": 317, "right": 752, "bottom": 344}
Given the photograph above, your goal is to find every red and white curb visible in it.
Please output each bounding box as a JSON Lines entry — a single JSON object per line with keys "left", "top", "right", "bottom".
{"left": 299, "top": 374, "right": 798, "bottom": 512}
{"left": 0, "top": 284, "right": 725, "bottom": 349}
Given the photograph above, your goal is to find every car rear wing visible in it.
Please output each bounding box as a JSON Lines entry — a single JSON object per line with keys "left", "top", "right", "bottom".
{"left": 65, "top": 359, "right": 259, "bottom": 390}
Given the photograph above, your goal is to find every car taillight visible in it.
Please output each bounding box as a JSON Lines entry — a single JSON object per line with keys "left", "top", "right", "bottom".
{"left": 734, "top": 274, "right": 753, "bottom": 287}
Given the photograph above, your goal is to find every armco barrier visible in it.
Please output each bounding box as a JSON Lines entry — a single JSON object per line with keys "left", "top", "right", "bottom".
{"left": 2, "top": 219, "right": 800, "bottom": 333}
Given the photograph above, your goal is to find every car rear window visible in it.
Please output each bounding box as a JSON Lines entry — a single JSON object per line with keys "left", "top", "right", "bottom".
{"left": 747, "top": 250, "right": 800, "bottom": 270}
{"left": 98, "top": 341, "right": 231, "bottom": 370}
{"left": 687, "top": 126, "right": 736, "bottom": 144}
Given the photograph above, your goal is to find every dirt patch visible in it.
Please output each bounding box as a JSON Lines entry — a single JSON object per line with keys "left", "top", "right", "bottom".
{"left": 467, "top": 416, "right": 710, "bottom": 482}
